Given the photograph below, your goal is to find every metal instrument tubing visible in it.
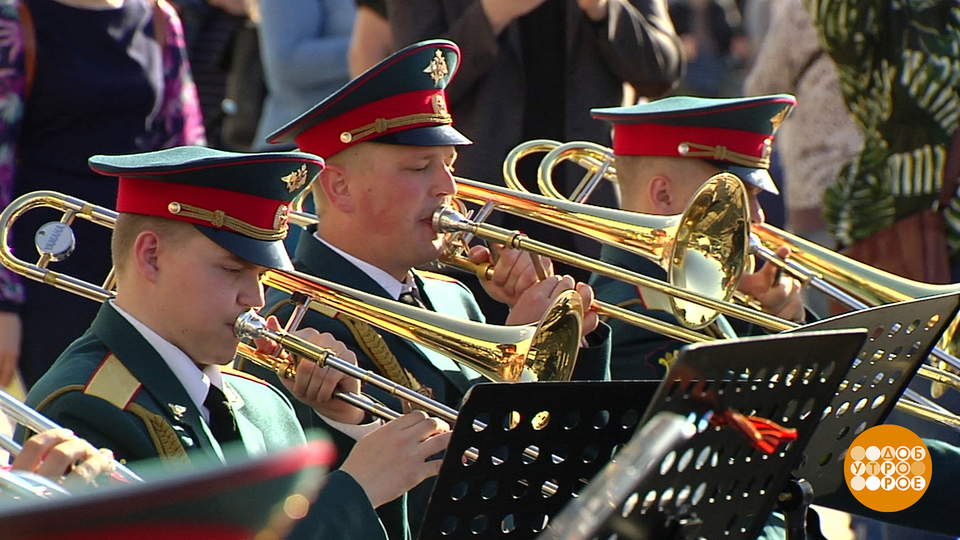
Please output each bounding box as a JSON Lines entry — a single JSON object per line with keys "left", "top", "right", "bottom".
{"left": 335, "top": 392, "right": 401, "bottom": 422}
{"left": 0, "top": 389, "right": 143, "bottom": 483}
{"left": 434, "top": 206, "right": 795, "bottom": 332}
{"left": 898, "top": 389, "right": 960, "bottom": 429}
{"left": 234, "top": 312, "right": 460, "bottom": 424}
{"left": 750, "top": 236, "right": 869, "bottom": 310}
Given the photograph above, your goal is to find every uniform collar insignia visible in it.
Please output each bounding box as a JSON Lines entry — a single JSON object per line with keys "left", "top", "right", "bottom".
{"left": 424, "top": 49, "right": 448, "bottom": 86}
{"left": 168, "top": 403, "right": 187, "bottom": 420}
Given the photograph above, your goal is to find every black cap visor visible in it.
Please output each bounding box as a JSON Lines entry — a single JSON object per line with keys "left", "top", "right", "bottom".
{"left": 195, "top": 226, "right": 294, "bottom": 272}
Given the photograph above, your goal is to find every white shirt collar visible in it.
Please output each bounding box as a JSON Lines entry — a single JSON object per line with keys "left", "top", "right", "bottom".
{"left": 314, "top": 233, "right": 416, "bottom": 300}
{"left": 110, "top": 300, "right": 223, "bottom": 423}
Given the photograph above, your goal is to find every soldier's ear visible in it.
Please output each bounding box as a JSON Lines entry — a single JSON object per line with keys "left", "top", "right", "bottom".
{"left": 648, "top": 174, "right": 674, "bottom": 214}
{"left": 317, "top": 163, "right": 355, "bottom": 213}
{"left": 132, "top": 230, "right": 161, "bottom": 283}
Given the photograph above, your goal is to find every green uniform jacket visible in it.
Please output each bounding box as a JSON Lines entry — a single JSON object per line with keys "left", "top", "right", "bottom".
{"left": 240, "top": 228, "right": 611, "bottom": 539}
{"left": 589, "top": 244, "right": 700, "bottom": 380}
{"left": 23, "top": 302, "right": 386, "bottom": 540}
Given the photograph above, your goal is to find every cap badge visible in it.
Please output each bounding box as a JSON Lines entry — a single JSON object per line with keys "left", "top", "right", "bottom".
{"left": 274, "top": 204, "right": 290, "bottom": 231}
{"left": 431, "top": 93, "right": 448, "bottom": 116}
{"left": 424, "top": 49, "right": 449, "bottom": 86}
{"left": 281, "top": 164, "right": 310, "bottom": 193}
{"left": 770, "top": 106, "right": 790, "bottom": 132}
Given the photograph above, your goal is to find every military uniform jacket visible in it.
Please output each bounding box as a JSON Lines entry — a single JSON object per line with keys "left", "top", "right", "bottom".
{"left": 23, "top": 302, "right": 387, "bottom": 540}
{"left": 242, "top": 229, "right": 612, "bottom": 538}
{"left": 590, "top": 244, "right": 699, "bottom": 380}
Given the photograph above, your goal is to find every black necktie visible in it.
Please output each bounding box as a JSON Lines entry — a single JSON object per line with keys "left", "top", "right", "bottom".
{"left": 398, "top": 286, "right": 426, "bottom": 308}
{"left": 204, "top": 385, "right": 240, "bottom": 444}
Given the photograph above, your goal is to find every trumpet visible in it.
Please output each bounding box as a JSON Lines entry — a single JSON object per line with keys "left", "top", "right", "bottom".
{"left": 0, "top": 388, "right": 143, "bottom": 498}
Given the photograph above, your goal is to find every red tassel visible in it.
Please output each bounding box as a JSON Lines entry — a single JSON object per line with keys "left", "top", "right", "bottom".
{"left": 710, "top": 410, "right": 798, "bottom": 454}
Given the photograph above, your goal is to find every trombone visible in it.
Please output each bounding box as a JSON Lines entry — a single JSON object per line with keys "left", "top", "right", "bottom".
{"left": 0, "top": 191, "right": 526, "bottom": 425}
{"left": 510, "top": 138, "right": 960, "bottom": 427}
{"left": 517, "top": 138, "right": 960, "bottom": 374}
{"left": 441, "top": 183, "right": 796, "bottom": 332}
{"left": 0, "top": 201, "right": 562, "bottom": 482}
{"left": 0, "top": 191, "right": 584, "bottom": 386}
{"left": 0, "top": 388, "right": 143, "bottom": 498}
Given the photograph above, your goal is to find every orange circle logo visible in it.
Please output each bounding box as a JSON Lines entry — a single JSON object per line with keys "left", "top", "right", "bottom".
{"left": 843, "top": 425, "right": 931, "bottom": 512}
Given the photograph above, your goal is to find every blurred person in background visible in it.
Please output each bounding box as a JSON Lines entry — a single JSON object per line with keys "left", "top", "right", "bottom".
{"left": 0, "top": 0, "right": 205, "bottom": 391}
{"left": 253, "top": 0, "right": 356, "bottom": 151}
{"left": 743, "top": 0, "right": 864, "bottom": 317}
{"left": 388, "top": 0, "right": 684, "bottom": 323}
{"left": 347, "top": 0, "right": 393, "bottom": 77}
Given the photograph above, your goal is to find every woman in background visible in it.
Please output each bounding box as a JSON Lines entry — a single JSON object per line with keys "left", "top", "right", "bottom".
{"left": 0, "top": 0, "right": 205, "bottom": 390}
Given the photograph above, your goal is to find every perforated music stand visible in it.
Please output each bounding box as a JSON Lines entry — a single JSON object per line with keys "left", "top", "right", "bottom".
{"left": 418, "top": 379, "right": 664, "bottom": 539}
{"left": 787, "top": 292, "right": 960, "bottom": 497}
{"left": 420, "top": 329, "right": 867, "bottom": 540}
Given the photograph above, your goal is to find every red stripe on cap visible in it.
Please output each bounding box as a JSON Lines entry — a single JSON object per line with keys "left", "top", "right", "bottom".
{"left": 295, "top": 89, "right": 446, "bottom": 157}
{"left": 613, "top": 123, "right": 771, "bottom": 164}
{"left": 117, "top": 177, "right": 286, "bottom": 231}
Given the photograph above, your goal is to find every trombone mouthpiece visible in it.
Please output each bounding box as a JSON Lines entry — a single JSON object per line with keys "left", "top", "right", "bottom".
{"left": 433, "top": 205, "right": 473, "bottom": 234}
{"left": 234, "top": 310, "right": 268, "bottom": 340}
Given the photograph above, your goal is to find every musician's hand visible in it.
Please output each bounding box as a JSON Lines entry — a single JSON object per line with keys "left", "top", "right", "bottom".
{"left": 576, "top": 0, "right": 608, "bottom": 21}
{"left": 471, "top": 244, "right": 548, "bottom": 308}
{"left": 505, "top": 275, "right": 600, "bottom": 338}
{"left": 737, "top": 246, "right": 805, "bottom": 323}
{"left": 12, "top": 429, "right": 115, "bottom": 489}
{"left": 257, "top": 316, "right": 365, "bottom": 425}
{"left": 0, "top": 311, "right": 21, "bottom": 388}
{"left": 341, "top": 411, "right": 451, "bottom": 507}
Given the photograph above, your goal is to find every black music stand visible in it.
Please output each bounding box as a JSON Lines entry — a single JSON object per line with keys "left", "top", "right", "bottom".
{"left": 418, "top": 379, "right": 664, "bottom": 540}
{"left": 420, "top": 329, "right": 868, "bottom": 540}
{"left": 786, "top": 293, "right": 960, "bottom": 502}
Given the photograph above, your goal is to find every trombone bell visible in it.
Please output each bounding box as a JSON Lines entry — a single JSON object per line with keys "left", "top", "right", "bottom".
{"left": 454, "top": 172, "right": 750, "bottom": 329}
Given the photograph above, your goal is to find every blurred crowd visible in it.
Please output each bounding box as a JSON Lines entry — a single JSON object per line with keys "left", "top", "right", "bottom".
{"left": 2, "top": 2, "right": 960, "bottom": 539}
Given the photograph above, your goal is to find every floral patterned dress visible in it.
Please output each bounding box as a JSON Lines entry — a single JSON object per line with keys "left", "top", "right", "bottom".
{"left": 805, "top": 0, "right": 960, "bottom": 254}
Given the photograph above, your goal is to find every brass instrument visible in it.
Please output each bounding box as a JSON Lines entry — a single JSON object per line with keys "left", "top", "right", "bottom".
{"left": 527, "top": 140, "right": 960, "bottom": 378}
{"left": 1, "top": 191, "right": 584, "bottom": 386}
{"left": 284, "top": 211, "right": 711, "bottom": 345}
{"left": 751, "top": 224, "right": 960, "bottom": 395}
{"left": 0, "top": 388, "right": 143, "bottom": 498}
{"left": 432, "top": 200, "right": 795, "bottom": 332}
{"left": 261, "top": 268, "right": 582, "bottom": 383}
{"left": 452, "top": 173, "right": 752, "bottom": 330}
{"left": 0, "top": 191, "right": 548, "bottom": 424}
{"left": 514, "top": 138, "right": 960, "bottom": 430}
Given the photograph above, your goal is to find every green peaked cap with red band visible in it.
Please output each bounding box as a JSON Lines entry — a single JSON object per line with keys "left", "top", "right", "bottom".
{"left": 591, "top": 94, "right": 796, "bottom": 194}
{"left": 89, "top": 146, "right": 325, "bottom": 271}
{"left": 268, "top": 39, "right": 472, "bottom": 156}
